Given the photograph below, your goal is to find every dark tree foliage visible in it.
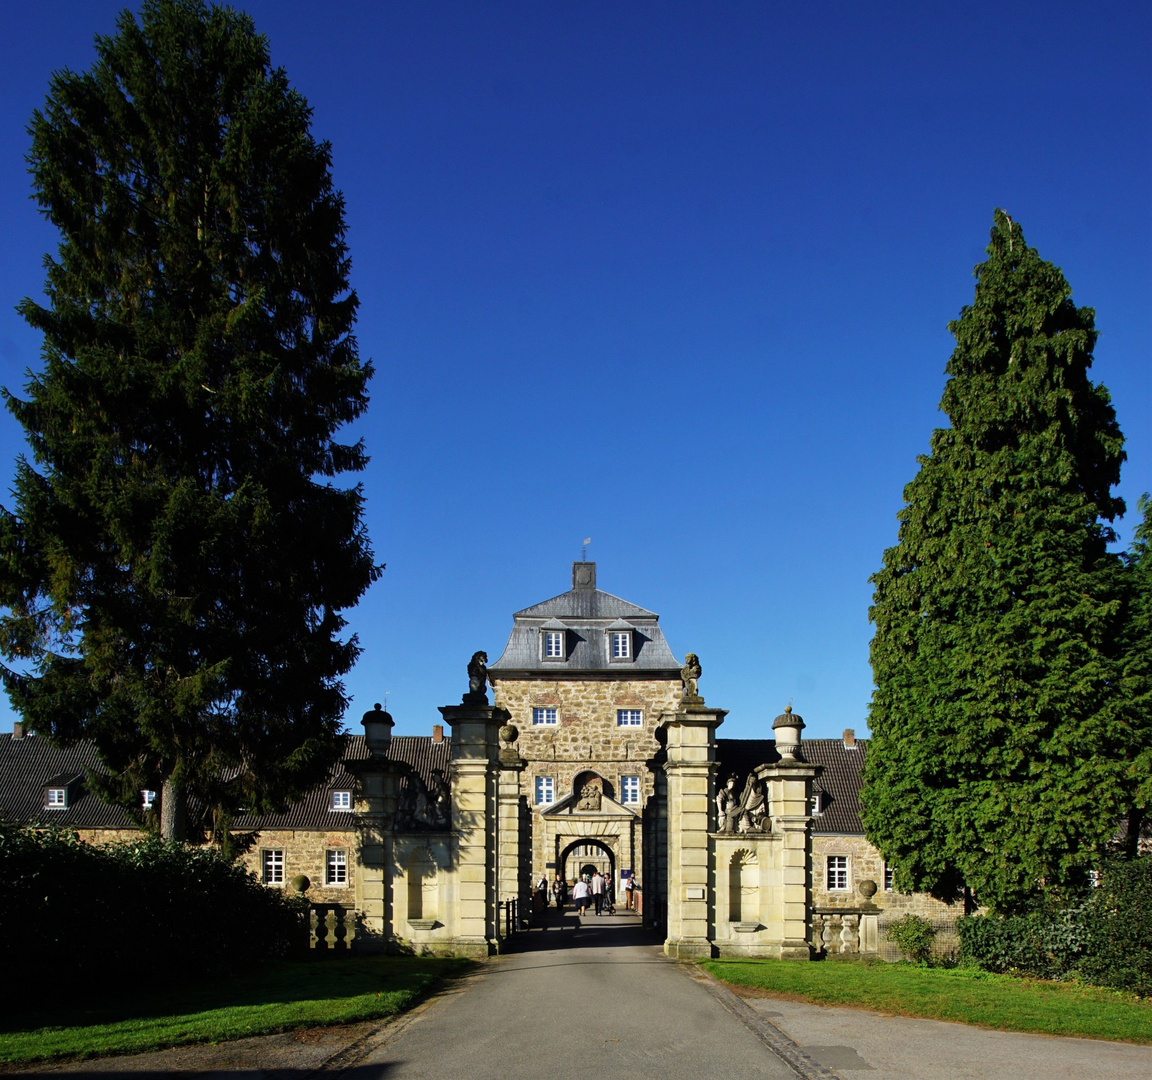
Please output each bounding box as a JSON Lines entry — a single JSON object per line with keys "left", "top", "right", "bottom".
{"left": 862, "top": 210, "right": 1138, "bottom": 913}
{"left": 0, "top": 824, "right": 303, "bottom": 1003}
{"left": 1119, "top": 494, "right": 1152, "bottom": 852}
{"left": 0, "top": 0, "right": 378, "bottom": 837}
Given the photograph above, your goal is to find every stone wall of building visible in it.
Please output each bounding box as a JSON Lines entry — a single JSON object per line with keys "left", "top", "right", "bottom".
{"left": 240, "top": 827, "right": 357, "bottom": 905}
{"left": 74, "top": 827, "right": 141, "bottom": 845}
{"left": 811, "top": 833, "right": 965, "bottom": 958}
{"left": 493, "top": 676, "right": 682, "bottom": 893}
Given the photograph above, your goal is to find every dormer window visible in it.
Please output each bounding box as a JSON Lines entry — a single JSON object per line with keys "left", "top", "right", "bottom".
{"left": 544, "top": 631, "right": 565, "bottom": 659}
{"left": 611, "top": 632, "right": 631, "bottom": 658}
{"left": 46, "top": 787, "right": 67, "bottom": 809}
{"left": 331, "top": 790, "right": 352, "bottom": 812}
{"left": 810, "top": 792, "right": 825, "bottom": 815}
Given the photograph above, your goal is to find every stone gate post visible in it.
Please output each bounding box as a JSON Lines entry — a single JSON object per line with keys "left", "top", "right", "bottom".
{"left": 662, "top": 695, "right": 725, "bottom": 959}
{"left": 352, "top": 704, "right": 404, "bottom": 952}
{"left": 440, "top": 692, "right": 507, "bottom": 958}
{"left": 756, "top": 706, "right": 820, "bottom": 959}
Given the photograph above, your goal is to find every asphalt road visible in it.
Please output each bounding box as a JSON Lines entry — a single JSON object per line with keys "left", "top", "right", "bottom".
{"left": 356, "top": 909, "right": 804, "bottom": 1080}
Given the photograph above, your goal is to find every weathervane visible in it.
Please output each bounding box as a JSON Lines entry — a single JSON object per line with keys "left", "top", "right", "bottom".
{"left": 582, "top": 537, "right": 591, "bottom": 562}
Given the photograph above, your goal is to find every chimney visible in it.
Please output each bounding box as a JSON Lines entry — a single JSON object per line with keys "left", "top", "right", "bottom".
{"left": 572, "top": 561, "right": 596, "bottom": 591}
{"left": 843, "top": 728, "right": 856, "bottom": 749}
{"left": 432, "top": 723, "right": 444, "bottom": 743}
{"left": 12, "top": 721, "right": 24, "bottom": 739}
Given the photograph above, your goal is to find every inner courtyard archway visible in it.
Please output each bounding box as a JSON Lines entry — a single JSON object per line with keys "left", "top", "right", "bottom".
{"left": 559, "top": 836, "right": 615, "bottom": 888}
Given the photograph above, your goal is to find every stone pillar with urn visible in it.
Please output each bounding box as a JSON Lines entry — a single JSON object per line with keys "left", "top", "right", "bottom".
{"left": 351, "top": 703, "right": 403, "bottom": 952}
{"left": 756, "top": 705, "right": 821, "bottom": 959}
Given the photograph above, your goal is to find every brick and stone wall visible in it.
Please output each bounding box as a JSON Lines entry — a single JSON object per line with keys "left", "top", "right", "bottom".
{"left": 812, "top": 833, "right": 965, "bottom": 958}
{"left": 240, "top": 827, "right": 357, "bottom": 905}
{"left": 493, "top": 676, "right": 682, "bottom": 894}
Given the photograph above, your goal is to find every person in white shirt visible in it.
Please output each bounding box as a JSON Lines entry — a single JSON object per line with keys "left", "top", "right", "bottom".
{"left": 591, "top": 870, "right": 605, "bottom": 915}
{"left": 571, "top": 876, "right": 591, "bottom": 915}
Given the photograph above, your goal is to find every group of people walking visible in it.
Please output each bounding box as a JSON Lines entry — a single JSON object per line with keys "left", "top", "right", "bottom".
{"left": 537, "top": 870, "right": 637, "bottom": 916}
{"left": 568, "top": 870, "right": 615, "bottom": 915}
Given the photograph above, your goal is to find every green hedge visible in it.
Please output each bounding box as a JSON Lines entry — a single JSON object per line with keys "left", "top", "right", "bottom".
{"left": 0, "top": 824, "right": 304, "bottom": 1003}
{"left": 958, "top": 856, "right": 1152, "bottom": 996}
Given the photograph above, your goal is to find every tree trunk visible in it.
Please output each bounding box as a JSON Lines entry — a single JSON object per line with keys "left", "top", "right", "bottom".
{"left": 160, "top": 776, "right": 187, "bottom": 841}
{"left": 1124, "top": 807, "right": 1146, "bottom": 860}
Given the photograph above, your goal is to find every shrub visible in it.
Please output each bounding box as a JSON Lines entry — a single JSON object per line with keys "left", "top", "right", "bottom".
{"left": 1079, "top": 856, "right": 1152, "bottom": 997}
{"left": 958, "top": 856, "right": 1152, "bottom": 996}
{"left": 885, "top": 914, "right": 937, "bottom": 963}
{"left": 0, "top": 824, "right": 304, "bottom": 1004}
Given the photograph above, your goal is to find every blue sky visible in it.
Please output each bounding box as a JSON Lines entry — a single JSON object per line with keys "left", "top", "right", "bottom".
{"left": 0, "top": 1, "right": 1148, "bottom": 741}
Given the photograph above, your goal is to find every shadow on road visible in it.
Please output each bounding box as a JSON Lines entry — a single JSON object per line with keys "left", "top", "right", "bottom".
{"left": 504, "top": 909, "right": 664, "bottom": 952}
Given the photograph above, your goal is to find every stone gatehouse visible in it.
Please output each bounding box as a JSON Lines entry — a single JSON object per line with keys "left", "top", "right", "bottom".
{"left": 0, "top": 561, "right": 962, "bottom": 959}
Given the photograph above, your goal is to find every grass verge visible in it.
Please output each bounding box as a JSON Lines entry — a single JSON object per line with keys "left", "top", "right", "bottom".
{"left": 701, "top": 958, "right": 1152, "bottom": 1044}
{"left": 0, "top": 955, "right": 471, "bottom": 1065}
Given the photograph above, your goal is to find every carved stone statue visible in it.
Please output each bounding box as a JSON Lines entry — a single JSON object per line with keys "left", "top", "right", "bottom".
{"left": 576, "top": 781, "right": 602, "bottom": 812}
{"left": 466, "top": 650, "right": 489, "bottom": 699}
{"left": 681, "top": 653, "right": 702, "bottom": 699}
{"left": 716, "top": 776, "right": 741, "bottom": 833}
{"left": 737, "top": 772, "right": 768, "bottom": 833}
{"left": 396, "top": 770, "right": 451, "bottom": 831}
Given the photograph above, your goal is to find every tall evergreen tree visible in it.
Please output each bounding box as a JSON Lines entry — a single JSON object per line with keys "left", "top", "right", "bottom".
{"left": 1119, "top": 494, "right": 1152, "bottom": 854}
{"left": 0, "top": 0, "right": 379, "bottom": 838}
{"left": 862, "top": 210, "right": 1135, "bottom": 912}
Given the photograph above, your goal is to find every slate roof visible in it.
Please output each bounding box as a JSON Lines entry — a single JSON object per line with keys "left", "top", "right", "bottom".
{"left": 0, "top": 732, "right": 452, "bottom": 833}
{"left": 490, "top": 563, "right": 681, "bottom": 675}
{"left": 0, "top": 734, "right": 137, "bottom": 829}
{"left": 716, "top": 736, "right": 869, "bottom": 836}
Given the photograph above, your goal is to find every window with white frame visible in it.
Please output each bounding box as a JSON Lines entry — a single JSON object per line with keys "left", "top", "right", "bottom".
{"left": 262, "top": 849, "right": 285, "bottom": 884}
{"left": 46, "top": 787, "right": 67, "bottom": 808}
{"left": 532, "top": 707, "right": 558, "bottom": 726}
{"left": 535, "top": 776, "right": 555, "bottom": 805}
{"left": 331, "top": 790, "right": 352, "bottom": 811}
{"left": 544, "top": 630, "right": 565, "bottom": 659}
{"left": 621, "top": 776, "right": 641, "bottom": 805}
{"left": 616, "top": 709, "right": 642, "bottom": 727}
{"left": 884, "top": 864, "right": 894, "bottom": 891}
{"left": 141, "top": 789, "right": 156, "bottom": 810}
{"left": 610, "top": 631, "right": 631, "bottom": 659}
{"left": 809, "top": 792, "right": 824, "bottom": 815}
{"left": 326, "top": 849, "right": 348, "bottom": 885}
{"left": 827, "top": 855, "right": 849, "bottom": 891}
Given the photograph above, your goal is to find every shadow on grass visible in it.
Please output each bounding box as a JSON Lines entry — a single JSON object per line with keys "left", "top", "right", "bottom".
{"left": 0, "top": 955, "right": 475, "bottom": 1037}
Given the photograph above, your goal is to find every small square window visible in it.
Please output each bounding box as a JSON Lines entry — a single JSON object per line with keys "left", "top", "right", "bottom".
{"left": 610, "top": 632, "right": 631, "bottom": 659}
{"left": 621, "top": 776, "right": 641, "bottom": 805}
{"left": 544, "top": 631, "right": 565, "bottom": 659}
{"left": 616, "top": 709, "right": 642, "bottom": 727}
{"left": 532, "top": 707, "right": 557, "bottom": 726}
{"left": 331, "top": 790, "right": 352, "bottom": 811}
{"left": 141, "top": 789, "right": 156, "bottom": 810}
{"left": 535, "top": 777, "right": 554, "bottom": 805}
{"left": 46, "top": 788, "right": 67, "bottom": 808}
{"left": 827, "top": 855, "right": 849, "bottom": 891}
{"left": 262, "top": 849, "right": 284, "bottom": 885}
{"left": 326, "top": 849, "right": 347, "bottom": 885}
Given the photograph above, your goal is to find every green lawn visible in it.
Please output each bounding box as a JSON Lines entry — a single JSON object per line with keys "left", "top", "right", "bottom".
{"left": 701, "top": 958, "right": 1152, "bottom": 1044}
{"left": 0, "top": 955, "right": 471, "bottom": 1065}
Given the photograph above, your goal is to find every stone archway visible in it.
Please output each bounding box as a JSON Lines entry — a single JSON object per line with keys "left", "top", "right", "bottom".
{"left": 559, "top": 836, "right": 616, "bottom": 887}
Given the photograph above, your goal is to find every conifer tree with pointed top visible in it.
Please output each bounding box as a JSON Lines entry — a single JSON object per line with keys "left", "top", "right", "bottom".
{"left": 0, "top": 0, "right": 379, "bottom": 839}
{"left": 862, "top": 210, "right": 1141, "bottom": 913}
